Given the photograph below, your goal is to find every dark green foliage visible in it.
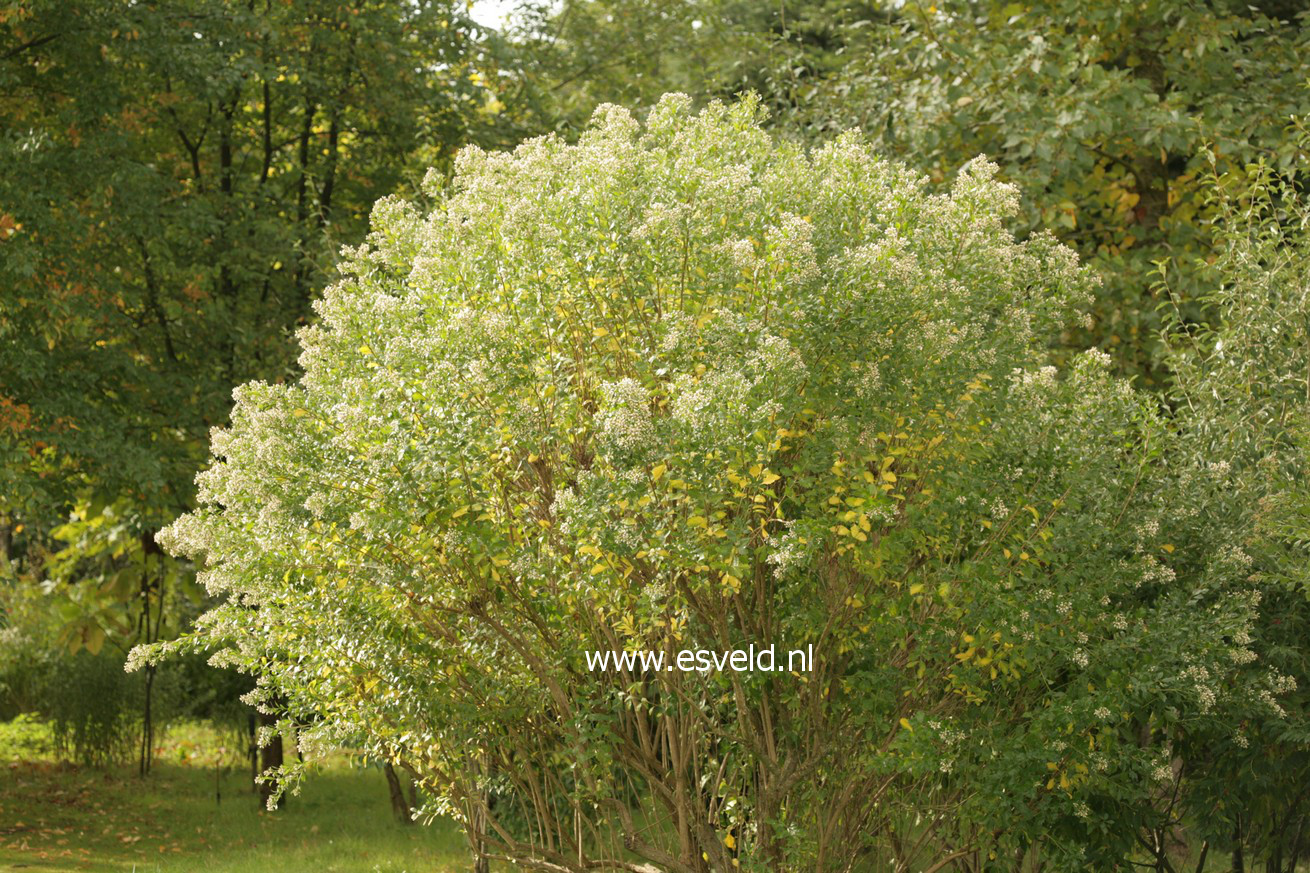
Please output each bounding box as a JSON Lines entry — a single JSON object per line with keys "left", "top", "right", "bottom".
{"left": 0, "top": 0, "right": 504, "bottom": 524}
{"left": 0, "top": 626, "right": 53, "bottom": 721}
{"left": 772, "top": 1, "right": 1310, "bottom": 381}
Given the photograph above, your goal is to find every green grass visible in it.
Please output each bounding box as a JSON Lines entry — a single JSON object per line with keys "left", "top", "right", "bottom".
{"left": 0, "top": 719, "right": 475, "bottom": 872}
{"left": 7, "top": 718, "right": 1284, "bottom": 872}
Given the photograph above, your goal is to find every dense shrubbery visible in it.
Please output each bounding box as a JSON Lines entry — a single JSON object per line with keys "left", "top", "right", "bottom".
{"left": 0, "top": 624, "right": 52, "bottom": 722}
{"left": 45, "top": 651, "right": 154, "bottom": 766}
{"left": 0, "top": 626, "right": 162, "bottom": 767}
{"left": 135, "top": 97, "right": 1307, "bottom": 871}
{"left": 1155, "top": 154, "right": 1310, "bottom": 870}
{"left": 0, "top": 575, "right": 235, "bottom": 767}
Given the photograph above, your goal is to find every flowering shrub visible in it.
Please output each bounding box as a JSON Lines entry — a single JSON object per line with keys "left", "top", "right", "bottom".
{"left": 1155, "top": 156, "right": 1310, "bottom": 870}
{"left": 134, "top": 96, "right": 1293, "bottom": 871}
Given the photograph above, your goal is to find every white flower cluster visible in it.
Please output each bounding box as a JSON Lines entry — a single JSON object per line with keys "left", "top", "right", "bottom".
{"left": 598, "top": 378, "right": 656, "bottom": 455}
{"left": 1181, "top": 664, "right": 1217, "bottom": 713}
{"left": 763, "top": 212, "right": 820, "bottom": 283}
{"left": 766, "top": 522, "right": 813, "bottom": 580}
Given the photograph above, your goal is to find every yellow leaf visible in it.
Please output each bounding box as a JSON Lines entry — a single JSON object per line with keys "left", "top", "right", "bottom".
{"left": 899, "top": 717, "right": 912, "bottom": 731}
{"left": 358, "top": 344, "right": 372, "bottom": 355}
{"left": 592, "top": 326, "right": 609, "bottom": 338}
{"left": 724, "top": 834, "right": 736, "bottom": 850}
{"left": 761, "top": 470, "right": 781, "bottom": 485}
{"left": 1161, "top": 544, "right": 1175, "bottom": 553}
{"left": 652, "top": 463, "right": 667, "bottom": 482}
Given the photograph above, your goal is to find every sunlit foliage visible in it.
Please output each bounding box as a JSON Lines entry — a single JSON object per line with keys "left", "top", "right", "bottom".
{"left": 134, "top": 96, "right": 1299, "bottom": 871}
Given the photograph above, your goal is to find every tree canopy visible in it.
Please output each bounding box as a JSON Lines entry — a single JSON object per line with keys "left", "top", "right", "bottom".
{"left": 0, "top": 0, "right": 501, "bottom": 525}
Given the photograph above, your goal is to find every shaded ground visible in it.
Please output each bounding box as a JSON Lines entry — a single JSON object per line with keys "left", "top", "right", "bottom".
{"left": 0, "top": 721, "right": 473, "bottom": 873}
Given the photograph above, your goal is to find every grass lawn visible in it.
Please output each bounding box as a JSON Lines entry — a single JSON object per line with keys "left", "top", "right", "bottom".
{"left": 0, "top": 720, "right": 476, "bottom": 873}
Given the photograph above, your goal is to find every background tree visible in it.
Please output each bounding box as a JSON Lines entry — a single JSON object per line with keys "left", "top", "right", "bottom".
{"left": 0, "top": 0, "right": 508, "bottom": 777}
{"left": 493, "top": 0, "right": 885, "bottom": 137}
{"left": 771, "top": 0, "right": 1310, "bottom": 382}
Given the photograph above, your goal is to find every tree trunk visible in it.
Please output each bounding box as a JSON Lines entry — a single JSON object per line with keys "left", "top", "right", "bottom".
{"left": 257, "top": 709, "right": 284, "bottom": 810}
{"left": 1233, "top": 813, "right": 1245, "bottom": 873}
{"left": 137, "top": 543, "right": 163, "bottom": 777}
{"left": 383, "top": 762, "right": 413, "bottom": 824}
{"left": 469, "top": 787, "right": 491, "bottom": 873}
{"left": 248, "top": 711, "right": 258, "bottom": 793}
{"left": 139, "top": 665, "right": 154, "bottom": 776}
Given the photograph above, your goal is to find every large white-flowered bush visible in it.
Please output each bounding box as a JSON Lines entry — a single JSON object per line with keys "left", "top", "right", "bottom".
{"left": 133, "top": 96, "right": 1293, "bottom": 872}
